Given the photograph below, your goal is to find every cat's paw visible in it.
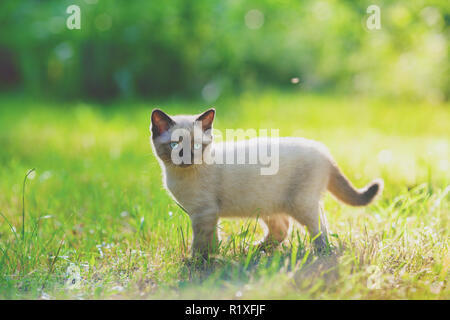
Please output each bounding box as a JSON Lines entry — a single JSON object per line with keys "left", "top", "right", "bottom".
{"left": 251, "top": 240, "right": 279, "bottom": 254}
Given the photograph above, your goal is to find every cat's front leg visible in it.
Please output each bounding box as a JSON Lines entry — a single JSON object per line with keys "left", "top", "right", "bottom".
{"left": 190, "top": 210, "right": 219, "bottom": 259}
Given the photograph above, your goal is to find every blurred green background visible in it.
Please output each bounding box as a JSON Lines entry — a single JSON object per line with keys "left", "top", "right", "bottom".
{"left": 0, "top": 0, "right": 448, "bottom": 102}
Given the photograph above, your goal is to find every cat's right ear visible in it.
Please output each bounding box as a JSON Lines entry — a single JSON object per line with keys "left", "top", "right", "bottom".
{"left": 151, "top": 109, "right": 175, "bottom": 137}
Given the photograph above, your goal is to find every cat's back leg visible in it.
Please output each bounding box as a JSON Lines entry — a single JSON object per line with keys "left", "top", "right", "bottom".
{"left": 287, "top": 195, "right": 329, "bottom": 252}
{"left": 284, "top": 155, "right": 330, "bottom": 252}
{"left": 256, "top": 214, "right": 291, "bottom": 249}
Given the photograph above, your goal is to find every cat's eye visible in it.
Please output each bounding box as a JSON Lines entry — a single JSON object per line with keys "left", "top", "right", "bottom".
{"left": 193, "top": 143, "right": 202, "bottom": 150}
{"left": 170, "top": 142, "right": 179, "bottom": 149}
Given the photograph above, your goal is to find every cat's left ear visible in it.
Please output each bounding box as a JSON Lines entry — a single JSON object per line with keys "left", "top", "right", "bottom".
{"left": 196, "top": 108, "right": 215, "bottom": 131}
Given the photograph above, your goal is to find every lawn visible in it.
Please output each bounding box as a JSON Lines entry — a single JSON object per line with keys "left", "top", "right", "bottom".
{"left": 0, "top": 91, "right": 448, "bottom": 299}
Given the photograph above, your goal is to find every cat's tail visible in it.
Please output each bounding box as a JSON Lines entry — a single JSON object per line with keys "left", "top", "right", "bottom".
{"left": 327, "top": 164, "right": 383, "bottom": 206}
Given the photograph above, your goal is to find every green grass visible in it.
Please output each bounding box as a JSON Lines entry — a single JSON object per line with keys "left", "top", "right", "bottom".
{"left": 0, "top": 91, "right": 448, "bottom": 299}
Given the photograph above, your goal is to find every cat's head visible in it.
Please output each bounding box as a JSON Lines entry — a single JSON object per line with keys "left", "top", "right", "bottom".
{"left": 150, "top": 108, "right": 215, "bottom": 168}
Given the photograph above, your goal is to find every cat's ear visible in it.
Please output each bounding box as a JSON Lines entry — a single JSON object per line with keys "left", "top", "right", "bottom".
{"left": 196, "top": 108, "right": 215, "bottom": 131}
{"left": 151, "top": 109, "right": 175, "bottom": 137}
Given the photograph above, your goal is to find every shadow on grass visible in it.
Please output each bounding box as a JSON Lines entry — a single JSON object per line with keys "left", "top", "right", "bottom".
{"left": 178, "top": 243, "right": 341, "bottom": 292}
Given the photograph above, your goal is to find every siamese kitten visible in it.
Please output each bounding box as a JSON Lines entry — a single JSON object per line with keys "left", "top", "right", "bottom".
{"left": 150, "top": 108, "right": 383, "bottom": 257}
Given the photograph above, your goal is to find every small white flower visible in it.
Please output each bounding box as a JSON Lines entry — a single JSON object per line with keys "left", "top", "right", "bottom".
{"left": 40, "top": 292, "right": 51, "bottom": 300}
{"left": 111, "top": 286, "right": 124, "bottom": 292}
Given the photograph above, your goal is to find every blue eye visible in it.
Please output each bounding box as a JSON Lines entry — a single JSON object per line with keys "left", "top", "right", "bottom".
{"left": 170, "top": 142, "right": 179, "bottom": 149}
{"left": 193, "top": 143, "right": 202, "bottom": 150}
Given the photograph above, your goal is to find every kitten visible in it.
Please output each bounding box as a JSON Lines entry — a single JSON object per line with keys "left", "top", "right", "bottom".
{"left": 150, "top": 108, "right": 383, "bottom": 257}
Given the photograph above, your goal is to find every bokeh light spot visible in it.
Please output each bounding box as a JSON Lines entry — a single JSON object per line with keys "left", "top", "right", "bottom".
{"left": 245, "top": 9, "right": 264, "bottom": 30}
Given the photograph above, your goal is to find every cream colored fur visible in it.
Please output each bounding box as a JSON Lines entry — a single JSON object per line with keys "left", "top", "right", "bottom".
{"left": 150, "top": 109, "right": 383, "bottom": 257}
